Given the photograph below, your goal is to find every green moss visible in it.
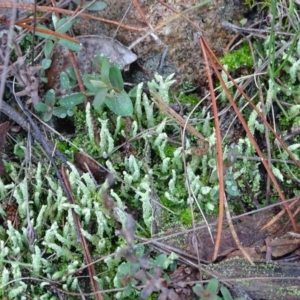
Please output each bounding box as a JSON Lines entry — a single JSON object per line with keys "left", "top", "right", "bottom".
{"left": 243, "top": 0, "right": 270, "bottom": 8}
{"left": 164, "top": 144, "right": 177, "bottom": 157}
{"left": 179, "top": 93, "right": 199, "bottom": 105}
{"left": 179, "top": 208, "right": 193, "bottom": 226}
{"left": 220, "top": 43, "right": 253, "bottom": 71}
{"left": 284, "top": 287, "right": 300, "bottom": 296}
{"left": 74, "top": 107, "right": 87, "bottom": 133}
{"left": 56, "top": 141, "right": 76, "bottom": 159}
{"left": 11, "top": 34, "right": 33, "bottom": 62}
{"left": 73, "top": 108, "right": 109, "bottom": 157}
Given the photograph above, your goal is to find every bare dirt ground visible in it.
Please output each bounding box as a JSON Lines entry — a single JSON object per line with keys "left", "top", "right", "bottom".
{"left": 73, "top": 0, "right": 248, "bottom": 87}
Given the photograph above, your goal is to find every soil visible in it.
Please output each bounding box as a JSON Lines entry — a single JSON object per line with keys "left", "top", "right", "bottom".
{"left": 72, "top": 0, "right": 251, "bottom": 88}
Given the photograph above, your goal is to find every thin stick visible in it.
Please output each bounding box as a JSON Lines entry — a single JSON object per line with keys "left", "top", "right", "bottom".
{"left": 199, "top": 36, "right": 225, "bottom": 262}
{"left": 0, "top": 2, "right": 145, "bottom": 32}
{"left": 132, "top": 0, "right": 161, "bottom": 44}
{"left": 224, "top": 194, "right": 254, "bottom": 265}
{"left": 0, "top": 0, "right": 17, "bottom": 108}
{"left": 150, "top": 91, "right": 209, "bottom": 156}
{"left": 156, "top": 0, "right": 206, "bottom": 33}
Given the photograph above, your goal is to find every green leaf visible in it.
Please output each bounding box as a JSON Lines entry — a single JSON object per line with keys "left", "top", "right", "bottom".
{"left": 192, "top": 284, "right": 205, "bottom": 297}
{"left": 128, "top": 86, "right": 138, "bottom": 98}
{"left": 201, "top": 186, "right": 211, "bottom": 195}
{"left": 44, "top": 40, "right": 54, "bottom": 58}
{"left": 14, "top": 143, "right": 25, "bottom": 158}
{"left": 35, "top": 25, "right": 57, "bottom": 40}
{"left": 43, "top": 111, "right": 54, "bottom": 122}
{"left": 153, "top": 253, "right": 167, "bottom": 267}
{"left": 239, "top": 18, "right": 247, "bottom": 26}
{"left": 90, "top": 80, "right": 108, "bottom": 89}
{"left": 93, "top": 88, "right": 108, "bottom": 110}
{"left": 58, "top": 39, "right": 83, "bottom": 52}
{"left": 92, "top": 55, "right": 101, "bottom": 73}
{"left": 123, "top": 284, "right": 134, "bottom": 297}
{"left": 220, "top": 286, "right": 234, "bottom": 300}
{"left": 44, "top": 89, "right": 56, "bottom": 107}
{"left": 65, "top": 66, "right": 77, "bottom": 85}
{"left": 53, "top": 107, "right": 67, "bottom": 118}
{"left": 118, "top": 262, "right": 137, "bottom": 275}
{"left": 225, "top": 174, "right": 240, "bottom": 197}
{"left": 82, "top": 1, "right": 107, "bottom": 11}
{"left": 60, "top": 71, "right": 71, "bottom": 91}
{"left": 56, "top": 17, "right": 74, "bottom": 34}
{"left": 8, "top": 286, "right": 23, "bottom": 298}
{"left": 52, "top": 13, "right": 59, "bottom": 31}
{"left": 109, "top": 66, "right": 124, "bottom": 92}
{"left": 289, "top": 104, "right": 300, "bottom": 118}
{"left": 91, "top": 53, "right": 103, "bottom": 72}
{"left": 42, "top": 58, "right": 52, "bottom": 70}
{"left": 35, "top": 92, "right": 54, "bottom": 121}
{"left": 34, "top": 103, "right": 48, "bottom": 113}
{"left": 206, "top": 202, "right": 215, "bottom": 211}
{"left": 59, "top": 93, "right": 85, "bottom": 109}
{"left": 100, "top": 57, "right": 111, "bottom": 85}
{"left": 82, "top": 74, "right": 102, "bottom": 92}
{"left": 206, "top": 278, "right": 219, "bottom": 294}
{"left": 225, "top": 184, "right": 240, "bottom": 197}
{"left": 105, "top": 90, "right": 133, "bottom": 116}
{"left": 67, "top": 109, "right": 75, "bottom": 117}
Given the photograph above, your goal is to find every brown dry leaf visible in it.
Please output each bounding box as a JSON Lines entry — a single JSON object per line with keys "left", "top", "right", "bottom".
{"left": 1, "top": 201, "right": 21, "bottom": 229}
{"left": 74, "top": 152, "right": 108, "bottom": 184}
{"left": 0, "top": 121, "right": 9, "bottom": 177}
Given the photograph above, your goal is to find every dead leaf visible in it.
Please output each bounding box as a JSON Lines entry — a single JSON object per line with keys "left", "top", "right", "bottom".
{"left": 78, "top": 35, "right": 137, "bottom": 67}
{"left": 1, "top": 201, "right": 21, "bottom": 229}
{"left": 74, "top": 152, "right": 108, "bottom": 184}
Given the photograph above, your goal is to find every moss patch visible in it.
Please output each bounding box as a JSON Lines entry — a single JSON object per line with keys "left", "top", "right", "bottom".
{"left": 220, "top": 43, "right": 253, "bottom": 71}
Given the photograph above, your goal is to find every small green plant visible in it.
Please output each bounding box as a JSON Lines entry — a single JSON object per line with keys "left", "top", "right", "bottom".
{"left": 34, "top": 89, "right": 84, "bottom": 121}
{"left": 36, "top": 54, "right": 134, "bottom": 121}
{"left": 82, "top": 55, "right": 133, "bottom": 116}
{"left": 114, "top": 250, "right": 178, "bottom": 299}
{"left": 193, "top": 278, "right": 245, "bottom": 300}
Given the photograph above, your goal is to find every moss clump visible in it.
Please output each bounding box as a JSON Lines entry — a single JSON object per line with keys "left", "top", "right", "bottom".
{"left": 179, "top": 93, "right": 199, "bottom": 105}
{"left": 243, "top": 0, "right": 270, "bottom": 8}
{"left": 164, "top": 144, "right": 178, "bottom": 157}
{"left": 220, "top": 43, "right": 253, "bottom": 71}
{"left": 56, "top": 140, "right": 76, "bottom": 159}
{"left": 179, "top": 208, "right": 193, "bottom": 226}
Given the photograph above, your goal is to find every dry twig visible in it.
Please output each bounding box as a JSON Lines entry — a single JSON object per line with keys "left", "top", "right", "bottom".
{"left": 150, "top": 91, "right": 209, "bottom": 156}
